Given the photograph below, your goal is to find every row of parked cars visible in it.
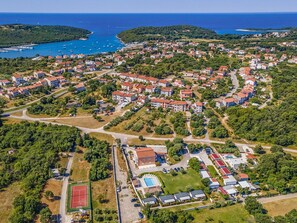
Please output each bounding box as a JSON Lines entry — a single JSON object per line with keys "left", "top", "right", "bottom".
{"left": 162, "top": 166, "right": 184, "bottom": 174}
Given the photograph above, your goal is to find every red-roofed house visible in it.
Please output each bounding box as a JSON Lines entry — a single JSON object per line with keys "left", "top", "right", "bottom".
{"left": 209, "top": 154, "right": 220, "bottom": 161}
{"left": 112, "top": 91, "right": 137, "bottom": 103}
{"left": 214, "top": 159, "right": 225, "bottom": 168}
{"left": 192, "top": 102, "right": 203, "bottom": 113}
{"left": 134, "top": 147, "right": 156, "bottom": 169}
{"left": 222, "top": 98, "right": 236, "bottom": 107}
{"left": 238, "top": 173, "right": 249, "bottom": 181}
{"left": 150, "top": 98, "right": 170, "bottom": 109}
{"left": 169, "top": 100, "right": 190, "bottom": 112}
{"left": 121, "top": 82, "right": 134, "bottom": 91}
{"left": 220, "top": 167, "right": 232, "bottom": 176}
{"left": 160, "top": 87, "right": 173, "bottom": 97}
{"left": 180, "top": 89, "right": 193, "bottom": 99}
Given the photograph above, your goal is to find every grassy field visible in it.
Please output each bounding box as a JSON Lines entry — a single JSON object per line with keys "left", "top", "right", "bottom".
{"left": 165, "top": 200, "right": 210, "bottom": 212}
{"left": 127, "top": 138, "right": 167, "bottom": 145}
{"left": 50, "top": 117, "right": 102, "bottom": 129}
{"left": 91, "top": 176, "right": 117, "bottom": 210}
{"left": 190, "top": 204, "right": 254, "bottom": 223}
{"left": 0, "top": 182, "right": 22, "bottom": 223}
{"left": 70, "top": 148, "right": 91, "bottom": 182}
{"left": 207, "top": 165, "right": 219, "bottom": 178}
{"left": 2, "top": 118, "right": 24, "bottom": 125}
{"left": 109, "top": 107, "right": 174, "bottom": 138}
{"left": 263, "top": 197, "right": 297, "bottom": 217}
{"left": 40, "top": 179, "right": 63, "bottom": 215}
{"left": 152, "top": 169, "right": 203, "bottom": 194}
{"left": 116, "top": 147, "right": 128, "bottom": 172}
{"left": 89, "top": 132, "right": 114, "bottom": 145}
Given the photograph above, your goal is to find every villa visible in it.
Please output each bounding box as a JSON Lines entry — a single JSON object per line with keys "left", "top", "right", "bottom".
{"left": 189, "top": 190, "right": 206, "bottom": 200}
{"left": 134, "top": 148, "right": 156, "bottom": 169}
{"left": 142, "top": 197, "right": 158, "bottom": 205}
{"left": 159, "top": 195, "right": 176, "bottom": 205}
{"left": 174, "top": 192, "right": 191, "bottom": 202}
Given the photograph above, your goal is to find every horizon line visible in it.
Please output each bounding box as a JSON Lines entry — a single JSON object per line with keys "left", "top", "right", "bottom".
{"left": 1, "top": 12, "right": 297, "bottom": 14}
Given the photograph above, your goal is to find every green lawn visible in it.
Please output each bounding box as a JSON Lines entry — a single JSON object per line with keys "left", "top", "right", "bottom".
{"left": 152, "top": 169, "right": 203, "bottom": 194}
{"left": 207, "top": 165, "right": 219, "bottom": 178}
{"left": 190, "top": 204, "right": 254, "bottom": 223}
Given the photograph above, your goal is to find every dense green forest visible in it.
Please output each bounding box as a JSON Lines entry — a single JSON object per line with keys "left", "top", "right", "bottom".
{"left": 118, "top": 25, "right": 297, "bottom": 45}
{"left": 0, "top": 58, "right": 48, "bottom": 78}
{"left": 0, "top": 24, "right": 91, "bottom": 48}
{"left": 117, "top": 25, "right": 237, "bottom": 43}
{"left": 251, "top": 147, "right": 297, "bottom": 193}
{"left": 0, "top": 122, "right": 111, "bottom": 222}
{"left": 0, "top": 122, "right": 81, "bottom": 222}
{"left": 227, "top": 65, "right": 297, "bottom": 146}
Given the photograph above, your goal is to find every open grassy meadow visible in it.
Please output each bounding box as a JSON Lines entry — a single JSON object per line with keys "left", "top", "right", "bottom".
{"left": 263, "top": 197, "right": 297, "bottom": 217}
{"left": 70, "top": 148, "right": 91, "bottom": 182}
{"left": 152, "top": 169, "right": 203, "bottom": 194}
{"left": 40, "top": 179, "right": 63, "bottom": 215}
{"left": 0, "top": 182, "right": 22, "bottom": 223}
{"left": 190, "top": 204, "right": 254, "bottom": 223}
{"left": 89, "top": 132, "right": 114, "bottom": 145}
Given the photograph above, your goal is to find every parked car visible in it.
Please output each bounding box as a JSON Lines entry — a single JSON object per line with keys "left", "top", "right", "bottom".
{"left": 116, "top": 186, "right": 121, "bottom": 192}
{"left": 138, "top": 212, "right": 144, "bottom": 219}
{"left": 162, "top": 168, "right": 167, "bottom": 173}
{"left": 134, "top": 203, "right": 141, "bottom": 207}
{"left": 131, "top": 198, "right": 137, "bottom": 202}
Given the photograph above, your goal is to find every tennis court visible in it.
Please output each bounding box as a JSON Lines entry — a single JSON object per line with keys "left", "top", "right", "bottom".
{"left": 67, "top": 182, "right": 91, "bottom": 212}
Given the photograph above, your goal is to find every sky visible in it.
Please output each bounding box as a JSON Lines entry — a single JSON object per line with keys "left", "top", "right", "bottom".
{"left": 1, "top": 0, "right": 297, "bottom": 13}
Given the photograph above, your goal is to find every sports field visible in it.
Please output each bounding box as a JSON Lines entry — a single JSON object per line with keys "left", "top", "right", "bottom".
{"left": 67, "top": 182, "right": 91, "bottom": 212}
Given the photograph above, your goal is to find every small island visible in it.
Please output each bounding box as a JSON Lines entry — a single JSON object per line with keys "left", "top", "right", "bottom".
{"left": 0, "top": 24, "right": 91, "bottom": 48}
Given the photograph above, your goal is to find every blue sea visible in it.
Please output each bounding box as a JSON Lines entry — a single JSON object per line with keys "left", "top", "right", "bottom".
{"left": 0, "top": 13, "right": 297, "bottom": 58}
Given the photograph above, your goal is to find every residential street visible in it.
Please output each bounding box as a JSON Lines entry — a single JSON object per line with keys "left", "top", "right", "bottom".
{"left": 226, "top": 71, "right": 239, "bottom": 97}
{"left": 59, "top": 153, "right": 74, "bottom": 223}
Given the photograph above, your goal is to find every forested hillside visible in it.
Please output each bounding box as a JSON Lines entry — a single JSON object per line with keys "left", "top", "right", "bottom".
{"left": 118, "top": 25, "right": 220, "bottom": 43}
{"left": 0, "top": 24, "right": 91, "bottom": 48}
{"left": 0, "top": 122, "right": 110, "bottom": 223}
{"left": 227, "top": 65, "right": 297, "bottom": 146}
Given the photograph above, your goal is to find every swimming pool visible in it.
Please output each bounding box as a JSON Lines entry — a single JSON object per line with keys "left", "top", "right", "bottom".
{"left": 144, "top": 177, "right": 155, "bottom": 187}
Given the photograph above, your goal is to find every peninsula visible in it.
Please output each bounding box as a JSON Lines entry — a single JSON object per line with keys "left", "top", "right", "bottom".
{"left": 0, "top": 24, "right": 91, "bottom": 48}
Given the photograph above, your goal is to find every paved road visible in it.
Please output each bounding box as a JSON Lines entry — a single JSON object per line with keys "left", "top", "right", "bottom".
{"left": 7, "top": 111, "right": 297, "bottom": 156}
{"left": 226, "top": 71, "right": 239, "bottom": 97}
{"left": 59, "top": 153, "right": 74, "bottom": 223}
{"left": 114, "top": 146, "right": 140, "bottom": 222}
{"left": 258, "top": 193, "right": 297, "bottom": 204}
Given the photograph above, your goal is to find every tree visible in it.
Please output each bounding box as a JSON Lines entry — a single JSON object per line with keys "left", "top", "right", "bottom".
{"left": 270, "top": 145, "right": 284, "bottom": 153}
{"left": 187, "top": 144, "right": 201, "bottom": 154}
{"left": 188, "top": 158, "right": 200, "bottom": 172}
{"left": 254, "top": 213, "right": 272, "bottom": 223}
{"left": 201, "top": 178, "right": 211, "bottom": 187}
{"left": 40, "top": 207, "right": 52, "bottom": 223}
{"left": 254, "top": 145, "right": 266, "bottom": 154}
{"left": 244, "top": 197, "right": 265, "bottom": 215}
{"left": 45, "top": 190, "right": 54, "bottom": 200}
{"left": 139, "top": 135, "right": 145, "bottom": 141}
